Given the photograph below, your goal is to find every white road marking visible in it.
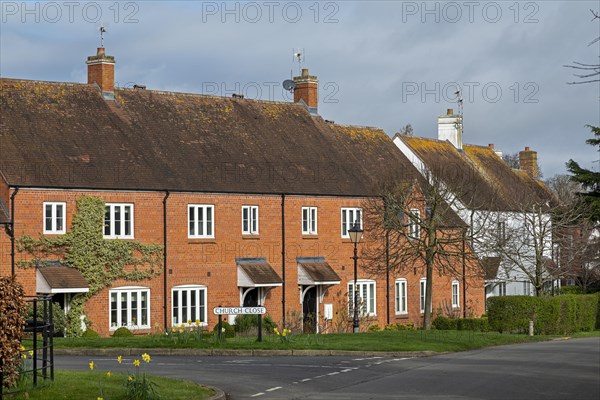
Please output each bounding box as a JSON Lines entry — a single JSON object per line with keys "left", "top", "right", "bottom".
{"left": 327, "top": 372, "right": 340, "bottom": 376}
{"left": 251, "top": 393, "right": 264, "bottom": 397}
{"left": 266, "top": 387, "right": 282, "bottom": 392}
{"left": 301, "top": 378, "right": 312, "bottom": 382}
{"left": 314, "top": 375, "right": 326, "bottom": 379}
{"left": 341, "top": 368, "right": 353, "bottom": 372}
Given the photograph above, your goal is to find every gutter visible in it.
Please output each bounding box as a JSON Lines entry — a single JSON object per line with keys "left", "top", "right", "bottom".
{"left": 163, "top": 191, "right": 170, "bottom": 331}
{"left": 10, "top": 187, "right": 19, "bottom": 277}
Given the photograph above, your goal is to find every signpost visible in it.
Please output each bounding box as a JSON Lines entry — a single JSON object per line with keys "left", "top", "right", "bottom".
{"left": 213, "top": 306, "right": 267, "bottom": 342}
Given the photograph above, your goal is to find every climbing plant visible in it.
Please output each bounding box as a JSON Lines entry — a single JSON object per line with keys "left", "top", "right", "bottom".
{"left": 17, "top": 195, "right": 162, "bottom": 336}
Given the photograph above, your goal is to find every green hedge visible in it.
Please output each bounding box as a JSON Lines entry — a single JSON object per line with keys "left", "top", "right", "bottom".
{"left": 432, "top": 316, "right": 489, "bottom": 331}
{"left": 487, "top": 294, "right": 599, "bottom": 335}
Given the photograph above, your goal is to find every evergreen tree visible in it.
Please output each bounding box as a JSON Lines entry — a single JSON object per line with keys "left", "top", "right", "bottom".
{"left": 566, "top": 125, "right": 600, "bottom": 221}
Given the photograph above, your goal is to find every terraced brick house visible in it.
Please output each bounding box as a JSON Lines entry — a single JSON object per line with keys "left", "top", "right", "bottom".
{"left": 0, "top": 48, "right": 485, "bottom": 336}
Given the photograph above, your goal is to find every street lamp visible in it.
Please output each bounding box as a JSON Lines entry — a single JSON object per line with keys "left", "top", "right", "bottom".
{"left": 348, "top": 220, "right": 364, "bottom": 333}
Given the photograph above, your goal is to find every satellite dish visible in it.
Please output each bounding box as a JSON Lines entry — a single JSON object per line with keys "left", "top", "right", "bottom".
{"left": 283, "top": 79, "right": 296, "bottom": 91}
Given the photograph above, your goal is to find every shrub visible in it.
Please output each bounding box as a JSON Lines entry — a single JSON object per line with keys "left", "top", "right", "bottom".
{"left": 457, "top": 317, "right": 490, "bottom": 332}
{"left": 81, "top": 328, "right": 100, "bottom": 338}
{"left": 212, "top": 321, "right": 235, "bottom": 338}
{"left": 234, "top": 314, "right": 277, "bottom": 335}
{"left": 25, "top": 301, "right": 66, "bottom": 337}
{"left": 0, "top": 277, "right": 26, "bottom": 389}
{"left": 112, "top": 326, "right": 134, "bottom": 337}
{"left": 432, "top": 316, "right": 458, "bottom": 330}
{"left": 368, "top": 324, "right": 381, "bottom": 332}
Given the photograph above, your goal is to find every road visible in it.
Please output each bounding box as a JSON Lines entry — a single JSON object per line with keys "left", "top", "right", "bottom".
{"left": 55, "top": 337, "right": 600, "bottom": 399}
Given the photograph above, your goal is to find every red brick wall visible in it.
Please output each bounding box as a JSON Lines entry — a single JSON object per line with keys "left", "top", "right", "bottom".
{"left": 5, "top": 189, "right": 485, "bottom": 336}
{"left": 88, "top": 62, "right": 114, "bottom": 93}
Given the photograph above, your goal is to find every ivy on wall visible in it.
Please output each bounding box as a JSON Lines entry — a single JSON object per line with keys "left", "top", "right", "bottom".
{"left": 17, "top": 195, "right": 163, "bottom": 336}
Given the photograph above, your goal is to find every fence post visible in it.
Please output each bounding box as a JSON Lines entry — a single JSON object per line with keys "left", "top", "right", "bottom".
{"left": 32, "top": 298, "right": 37, "bottom": 387}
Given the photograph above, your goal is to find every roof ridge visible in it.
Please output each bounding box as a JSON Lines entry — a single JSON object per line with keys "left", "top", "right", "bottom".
{"left": 332, "top": 123, "right": 384, "bottom": 131}
{"left": 1, "top": 77, "right": 89, "bottom": 87}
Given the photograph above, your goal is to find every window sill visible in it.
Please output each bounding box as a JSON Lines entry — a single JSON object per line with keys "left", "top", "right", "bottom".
{"left": 188, "top": 238, "right": 217, "bottom": 244}
{"left": 395, "top": 313, "right": 409, "bottom": 318}
{"left": 302, "top": 234, "right": 319, "bottom": 240}
{"left": 104, "top": 236, "right": 135, "bottom": 240}
{"left": 242, "top": 235, "right": 260, "bottom": 240}
{"left": 43, "top": 232, "right": 66, "bottom": 235}
{"left": 110, "top": 325, "right": 151, "bottom": 331}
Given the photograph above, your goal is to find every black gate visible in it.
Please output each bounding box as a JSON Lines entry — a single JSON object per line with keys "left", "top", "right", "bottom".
{"left": 1, "top": 296, "right": 54, "bottom": 399}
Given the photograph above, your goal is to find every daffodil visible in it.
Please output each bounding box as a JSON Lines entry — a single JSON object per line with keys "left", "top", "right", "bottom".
{"left": 195, "top": 319, "right": 200, "bottom": 326}
{"left": 20, "top": 345, "right": 25, "bottom": 351}
{"left": 117, "top": 355, "right": 123, "bottom": 364}
{"left": 89, "top": 361, "right": 95, "bottom": 370}
{"left": 28, "top": 350, "right": 34, "bottom": 357}
{"left": 187, "top": 319, "right": 192, "bottom": 324}
{"left": 141, "top": 353, "right": 151, "bottom": 363}
{"left": 282, "top": 330, "right": 287, "bottom": 337}
{"left": 128, "top": 376, "right": 133, "bottom": 382}
{"left": 21, "top": 354, "right": 27, "bottom": 360}
{"left": 98, "top": 397, "right": 104, "bottom": 400}
{"left": 133, "top": 359, "right": 140, "bottom": 367}
{"left": 106, "top": 371, "right": 111, "bottom": 378}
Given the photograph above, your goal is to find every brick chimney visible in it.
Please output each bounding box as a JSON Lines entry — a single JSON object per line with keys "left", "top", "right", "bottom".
{"left": 438, "top": 108, "right": 463, "bottom": 149}
{"left": 86, "top": 47, "right": 116, "bottom": 100}
{"left": 293, "top": 68, "right": 318, "bottom": 115}
{"left": 489, "top": 143, "right": 503, "bottom": 158}
{"left": 519, "top": 146, "right": 538, "bottom": 179}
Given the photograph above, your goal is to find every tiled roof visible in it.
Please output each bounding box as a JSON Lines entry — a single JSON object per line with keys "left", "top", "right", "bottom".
{"left": 398, "top": 136, "right": 554, "bottom": 211}
{"left": 298, "top": 260, "right": 341, "bottom": 283}
{"left": 481, "top": 257, "right": 501, "bottom": 280}
{"left": 0, "top": 78, "right": 420, "bottom": 197}
{"left": 0, "top": 208, "right": 8, "bottom": 224}
{"left": 37, "top": 264, "right": 89, "bottom": 290}
{"left": 237, "top": 260, "right": 282, "bottom": 285}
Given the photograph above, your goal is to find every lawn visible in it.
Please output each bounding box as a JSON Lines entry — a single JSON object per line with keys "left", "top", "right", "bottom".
{"left": 5, "top": 370, "right": 215, "bottom": 399}
{"left": 52, "top": 329, "right": 576, "bottom": 353}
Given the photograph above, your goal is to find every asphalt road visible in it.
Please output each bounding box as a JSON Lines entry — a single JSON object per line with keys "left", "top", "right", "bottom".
{"left": 55, "top": 337, "right": 600, "bottom": 399}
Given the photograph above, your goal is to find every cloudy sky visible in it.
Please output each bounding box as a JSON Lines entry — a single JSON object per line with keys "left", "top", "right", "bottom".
{"left": 1, "top": 1, "right": 598, "bottom": 178}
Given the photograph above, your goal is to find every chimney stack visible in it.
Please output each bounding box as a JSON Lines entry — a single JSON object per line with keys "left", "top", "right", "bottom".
{"left": 489, "top": 143, "right": 503, "bottom": 158}
{"left": 293, "top": 68, "right": 318, "bottom": 115}
{"left": 519, "top": 146, "right": 538, "bottom": 178}
{"left": 437, "top": 108, "right": 463, "bottom": 149}
{"left": 86, "top": 47, "right": 116, "bottom": 100}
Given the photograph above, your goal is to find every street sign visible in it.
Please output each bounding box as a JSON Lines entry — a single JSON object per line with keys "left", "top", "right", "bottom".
{"left": 213, "top": 306, "right": 266, "bottom": 315}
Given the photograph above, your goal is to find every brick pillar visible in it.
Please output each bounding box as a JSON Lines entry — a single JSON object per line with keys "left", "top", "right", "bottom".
{"left": 519, "top": 146, "right": 538, "bottom": 179}
{"left": 293, "top": 68, "right": 318, "bottom": 114}
{"left": 86, "top": 47, "right": 116, "bottom": 99}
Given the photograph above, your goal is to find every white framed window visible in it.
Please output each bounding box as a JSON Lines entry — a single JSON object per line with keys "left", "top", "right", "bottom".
{"left": 341, "top": 207, "right": 362, "bottom": 238}
{"left": 302, "top": 207, "right": 317, "bottom": 235}
{"left": 242, "top": 205, "right": 259, "bottom": 235}
{"left": 188, "top": 205, "right": 214, "bottom": 238}
{"left": 43, "top": 202, "right": 66, "bottom": 234}
{"left": 498, "top": 282, "right": 507, "bottom": 296}
{"left": 104, "top": 203, "right": 134, "bottom": 239}
{"left": 395, "top": 278, "right": 407, "bottom": 315}
{"left": 409, "top": 208, "right": 420, "bottom": 239}
{"left": 452, "top": 280, "right": 460, "bottom": 308}
{"left": 419, "top": 278, "right": 427, "bottom": 313}
{"left": 172, "top": 285, "right": 207, "bottom": 326}
{"left": 109, "top": 287, "right": 150, "bottom": 330}
{"left": 348, "top": 280, "right": 376, "bottom": 316}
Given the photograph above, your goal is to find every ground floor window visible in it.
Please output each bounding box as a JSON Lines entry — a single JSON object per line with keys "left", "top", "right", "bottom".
{"left": 452, "top": 280, "right": 460, "bottom": 308}
{"left": 348, "top": 280, "right": 376, "bottom": 316}
{"left": 498, "top": 282, "right": 507, "bottom": 296}
{"left": 420, "top": 278, "right": 427, "bottom": 313}
{"left": 110, "top": 287, "right": 149, "bottom": 330}
{"left": 395, "top": 279, "right": 407, "bottom": 315}
{"left": 172, "top": 285, "right": 207, "bottom": 326}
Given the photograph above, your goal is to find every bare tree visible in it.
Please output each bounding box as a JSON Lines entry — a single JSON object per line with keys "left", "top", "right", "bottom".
{"left": 399, "top": 124, "right": 414, "bottom": 137}
{"left": 362, "top": 176, "right": 484, "bottom": 330}
{"left": 564, "top": 9, "right": 600, "bottom": 84}
{"left": 555, "top": 220, "right": 600, "bottom": 293}
{"left": 502, "top": 152, "right": 520, "bottom": 169}
{"left": 545, "top": 174, "right": 582, "bottom": 205}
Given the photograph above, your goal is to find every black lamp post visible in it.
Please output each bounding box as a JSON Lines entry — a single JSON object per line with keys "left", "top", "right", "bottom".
{"left": 348, "top": 221, "right": 364, "bottom": 333}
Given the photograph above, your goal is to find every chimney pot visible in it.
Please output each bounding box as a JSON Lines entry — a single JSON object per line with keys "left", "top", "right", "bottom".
{"left": 489, "top": 144, "right": 494, "bottom": 150}
{"left": 525, "top": 146, "right": 530, "bottom": 151}
{"left": 97, "top": 47, "right": 105, "bottom": 55}
{"left": 447, "top": 108, "right": 453, "bottom": 116}
{"left": 301, "top": 68, "right": 309, "bottom": 78}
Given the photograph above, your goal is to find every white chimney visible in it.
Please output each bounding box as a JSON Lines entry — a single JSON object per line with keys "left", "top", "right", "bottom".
{"left": 438, "top": 108, "right": 463, "bottom": 149}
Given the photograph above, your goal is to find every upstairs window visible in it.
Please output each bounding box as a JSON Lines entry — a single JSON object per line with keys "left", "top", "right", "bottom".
{"left": 302, "top": 207, "right": 317, "bottom": 235}
{"left": 408, "top": 209, "right": 420, "bottom": 239}
{"left": 242, "top": 206, "right": 259, "bottom": 235}
{"left": 341, "top": 208, "right": 362, "bottom": 238}
{"left": 188, "top": 205, "right": 214, "bottom": 238}
{"left": 43, "top": 202, "right": 66, "bottom": 234}
{"left": 104, "top": 203, "right": 133, "bottom": 239}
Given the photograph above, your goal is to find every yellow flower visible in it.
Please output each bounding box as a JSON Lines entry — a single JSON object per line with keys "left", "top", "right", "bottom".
{"left": 20, "top": 345, "right": 25, "bottom": 351}
{"left": 89, "top": 361, "right": 95, "bottom": 370}
{"left": 282, "top": 330, "right": 287, "bottom": 337}
{"left": 28, "top": 350, "right": 34, "bottom": 357}
{"left": 117, "top": 355, "right": 123, "bottom": 364}
{"left": 106, "top": 371, "right": 111, "bottom": 378}
{"left": 195, "top": 319, "right": 200, "bottom": 326}
{"left": 141, "top": 353, "right": 151, "bottom": 363}
{"left": 133, "top": 359, "right": 140, "bottom": 367}
{"left": 128, "top": 376, "right": 133, "bottom": 382}
{"left": 187, "top": 319, "right": 192, "bottom": 324}
{"left": 98, "top": 397, "right": 104, "bottom": 400}
{"left": 21, "top": 354, "right": 27, "bottom": 360}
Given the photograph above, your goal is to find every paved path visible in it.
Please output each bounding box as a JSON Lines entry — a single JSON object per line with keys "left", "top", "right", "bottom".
{"left": 55, "top": 337, "right": 600, "bottom": 399}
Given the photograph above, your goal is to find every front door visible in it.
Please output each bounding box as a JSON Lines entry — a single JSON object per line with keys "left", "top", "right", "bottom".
{"left": 302, "top": 286, "right": 317, "bottom": 333}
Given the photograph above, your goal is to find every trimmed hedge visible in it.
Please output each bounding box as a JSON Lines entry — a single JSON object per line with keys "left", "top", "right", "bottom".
{"left": 432, "top": 316, "right": 489, "bottom": 331}
{"left": 487, "top": 294, "right": 599, "bottom": 335}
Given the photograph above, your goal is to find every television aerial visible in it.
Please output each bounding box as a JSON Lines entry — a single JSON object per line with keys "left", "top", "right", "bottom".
{"left": 292, "top": 48, "right": 305, "bottom": 74}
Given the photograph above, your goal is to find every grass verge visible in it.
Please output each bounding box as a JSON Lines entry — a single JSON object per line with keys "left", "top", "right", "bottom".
{"left": 51, "top": 330, "right": 591, "bottom": 353}
{"left": 6, "top": 370, "right": 214, "bottom": 400}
